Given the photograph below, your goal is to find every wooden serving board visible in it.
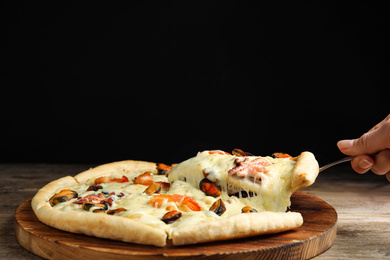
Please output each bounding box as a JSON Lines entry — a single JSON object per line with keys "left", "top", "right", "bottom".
{"left": 15, "top": 191, "right": 337, "bottom": 260}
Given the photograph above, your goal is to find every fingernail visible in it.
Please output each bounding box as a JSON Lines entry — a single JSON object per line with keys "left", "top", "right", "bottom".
{"left": 359, "top": 159, "right": 373, "bottom": 169}
{"left": 337, "top": 140, "right": 354, "bottom": 150}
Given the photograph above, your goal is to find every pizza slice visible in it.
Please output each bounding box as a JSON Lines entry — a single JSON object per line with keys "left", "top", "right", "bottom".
{"left": 167, "top": 149, "right": 318, "bottom": 245}
{"left": 31, "top": 149, "right": 319, "bottom": 247}
{"left": 169, "top": 149, "right": 319, "bottom": 213}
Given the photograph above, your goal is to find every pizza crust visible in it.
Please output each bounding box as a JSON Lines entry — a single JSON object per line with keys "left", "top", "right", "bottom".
{"left": 74, "top": 160, "right": 157, "bottom": 183}
{"left": 172, "top": 211, "right": 303, "bottom": 246}
{"left": 291, "top": 152, "right": 319, "bottom": 192}
{"left": 32, "top": 201, "right": 167, "bottom": 246}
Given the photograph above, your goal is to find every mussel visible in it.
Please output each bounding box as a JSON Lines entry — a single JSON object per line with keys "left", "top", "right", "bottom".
{"left": 156, "top": 163, "right": 173, "bottom": 176}
{"left": 82, "top": 201, "right": 108, "bottom": 213}
{"left": 199, "top": 178, "right": 221, "bottom": 197}
{"left": 161, "top": 210, "right": 182, "bottom": 224}
{"left": 107, "top": 208, "right": 128, "bottom": 215}
{"left": 143, "top": 182, "right": 162, "bottom": 195}
{"left": 49, "top": 190, "right": 78, "bottom": 206}
{"left": 241, "top": 206, "right": 258, "bottom": 213}
{"left": 272, "top": 152, "right": 293, "bottom": 160}
{"left": 133, "top": 172, "right": 154, "bottom": 186}
{"left": 229, "top": 191, "right": 255, "bottom": 198}
{"left": 209, "top": 199, "right": 226, "bottom": 216}
{"left": 232, "top": 149, "right": 253, "bottom": 157}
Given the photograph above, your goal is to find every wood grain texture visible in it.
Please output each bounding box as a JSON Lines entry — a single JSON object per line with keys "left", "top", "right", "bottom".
{"left": 302, "top": 166, "right": 390, "bottom": 259}
{"left": 3, "top": 163, "right": 390, "bottom": 259}
{"left": 14, "top": 191, "right": 337, "bottom": 260}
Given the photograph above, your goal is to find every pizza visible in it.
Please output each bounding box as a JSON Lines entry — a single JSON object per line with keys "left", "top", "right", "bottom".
{"left": 31, "top": 149, "right": 319, "bottom": 247}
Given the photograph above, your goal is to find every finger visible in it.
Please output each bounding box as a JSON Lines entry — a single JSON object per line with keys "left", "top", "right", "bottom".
{"left": 368, "top": 113, "right": 390, "bottom": 133}
{"left": 337, "top": 121, "right": 390, "bottom": 156}
{"left": 350, "top": 155, "right": 374, "bottom": 174}
{"left": 371, "top": 149, "right": 390, "bottom": 176}
{"left": 337, "top": 140, "right": 353, "bottom": 155}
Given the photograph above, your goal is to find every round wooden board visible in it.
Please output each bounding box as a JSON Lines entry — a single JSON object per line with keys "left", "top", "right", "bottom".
{"left": 15, "top": 191, "right": 337, "bottom": 260}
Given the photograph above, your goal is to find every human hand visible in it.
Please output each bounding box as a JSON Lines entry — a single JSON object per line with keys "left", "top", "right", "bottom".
{"left": 337, "top": 114, "right": 390, "bottom": 182}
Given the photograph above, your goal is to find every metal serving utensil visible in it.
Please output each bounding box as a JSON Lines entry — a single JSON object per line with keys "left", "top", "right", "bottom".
{"left": 319, "top": 157, "right": 355, "bottom": 172}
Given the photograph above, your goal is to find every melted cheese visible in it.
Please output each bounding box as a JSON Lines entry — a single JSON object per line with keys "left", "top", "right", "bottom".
{"left": 168, "top": 151, "right": 296, "bottom": 212}
{"left": 52, "top": 151, "right": 298, "bottom": 238}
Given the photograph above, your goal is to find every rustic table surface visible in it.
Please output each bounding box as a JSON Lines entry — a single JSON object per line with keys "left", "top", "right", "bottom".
{"left": 1, "top": 163, "right": 389, "bottom": 259}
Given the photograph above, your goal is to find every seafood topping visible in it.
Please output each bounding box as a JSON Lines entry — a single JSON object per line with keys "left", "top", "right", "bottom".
{"left": 74, "top": 193, "right": 106, "bottom": 204}
{"left": 208, "top": 150, "right": 231, "bottom": 155}
{"left": 155, "top": 181, "right": 170, "bottom": 189}
{"left": 156, "top": 163, "right": 173, "bottom": 176}
{"left": 144, "top": 182, "right": 162, "bottom": 195}
{"left": 49, "top": 190, "right": 78, "bottom": 206}
{"left": 199, "top": 178, "right": 221, "bottom": 197}
{"left": 161, "top": 210, "right": 182, "bottom": 224}
{"left": 241, "top": 206, "right": 258, "bottom": 213}
{"left": 228, "top": 157, "right": 271, "bottom": 179}
{"left": 232, "top": 149, "right": 254, "bottom": 157}
{"left": 87, "top": 185, "right": 103, "bottom": 191}
{"left": 82, "top": 201, "right": 108, "bottom": 213}
{"left": 94, "top": 175, "right": 129, "bottom": 185}
{"left": 133, "top": 172, "right": 154, "bottom": 186}
{"left": 229, "top": 191, "right": 256, "bottom": 198}
{"left": 209, "top": 199, "right": 226, "bottom": 216}
{"left": 106, "top": 208, "right": 127, "bottom": 215}
{"left": 150, "top": 194, "right": 201, "bottom": 212}
{"left": 74, "top": 192, "right": 124, "bottom": 206}
{"left": 272, "top": 152, "right": 293, "bottom": 160}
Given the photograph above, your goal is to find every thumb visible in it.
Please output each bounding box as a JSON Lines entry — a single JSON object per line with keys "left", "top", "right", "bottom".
{"left": 337, "top": 123, "right": 390, "bottom": 156}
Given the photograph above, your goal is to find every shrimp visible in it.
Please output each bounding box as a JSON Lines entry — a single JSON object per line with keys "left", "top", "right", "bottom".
{"left": 150, "top": 194, "right": 201, "bottom": 212}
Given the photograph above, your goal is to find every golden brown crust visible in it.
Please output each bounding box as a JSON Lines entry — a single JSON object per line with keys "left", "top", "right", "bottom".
{"left": 172, "top": 212, "right": 303, "bottom": 246}
{"left": 74, "top": 160, "right": 157, "bottom": 183}
{"left": 32, "top": 201, "right": 167, "bottom": 246}
{"left": 291, "top": 152, "right": 319, "bottom": 192}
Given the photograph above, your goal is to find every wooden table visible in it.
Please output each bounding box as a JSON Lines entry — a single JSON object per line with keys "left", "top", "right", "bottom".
{"left": 1, "top": 163, "right": 390, "bottom": 259}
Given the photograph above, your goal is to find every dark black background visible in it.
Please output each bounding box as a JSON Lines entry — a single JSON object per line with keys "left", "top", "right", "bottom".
{"left": 2, "top": 1, "right": 389, "bottom": 165}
